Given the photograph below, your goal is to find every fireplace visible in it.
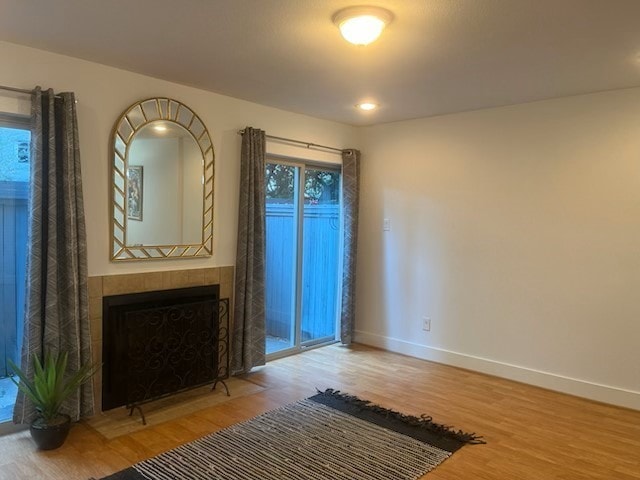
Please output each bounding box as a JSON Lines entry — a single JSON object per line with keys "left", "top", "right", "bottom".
{"left": 101, "top": 285, "right": 229, "bottom": 413}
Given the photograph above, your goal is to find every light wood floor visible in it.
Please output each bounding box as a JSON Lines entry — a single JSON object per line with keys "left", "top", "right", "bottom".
{"left": 0, "top": 343, "right": 638, "bottom": 479}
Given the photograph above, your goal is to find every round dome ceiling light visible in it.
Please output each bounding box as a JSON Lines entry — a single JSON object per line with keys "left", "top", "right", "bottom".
{"left": 356, "top": 102, "right": 378, "bottom": 111}
{"left": 333, "top": 6, "right": 393, "bottom": 46}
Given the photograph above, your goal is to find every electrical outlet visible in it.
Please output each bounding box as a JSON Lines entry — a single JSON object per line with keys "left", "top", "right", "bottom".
{"left": 422, "top": 316, "right": 431, "bottom": 331}
{"left": 383, "top": 218, "right": 391, "bottom": 231}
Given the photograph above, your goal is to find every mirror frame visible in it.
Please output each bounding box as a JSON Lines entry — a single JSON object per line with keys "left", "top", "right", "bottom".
{"left": 110, "top": 98, "right": 214, "bottom": 261}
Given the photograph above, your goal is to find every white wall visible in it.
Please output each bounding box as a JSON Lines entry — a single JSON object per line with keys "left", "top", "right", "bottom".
{"left": 357, "top": 88, "right": 640, "bottom": 409}
{"left": 0, "top": 41, "right": 357, "bottom": 276}
{"left": 182, "top": 137, "right": 205, "bottom": 245}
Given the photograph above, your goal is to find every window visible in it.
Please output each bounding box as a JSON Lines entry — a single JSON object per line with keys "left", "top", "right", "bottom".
{"left": 0, "top": 113, "right": 30, "bottom": 424}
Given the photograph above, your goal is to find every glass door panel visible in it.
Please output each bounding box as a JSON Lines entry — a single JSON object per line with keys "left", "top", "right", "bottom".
{"left": 0, "top": 124, "right": 30, "bottom": 423}
{"left": 264, "top": 163, "right": 299, "bottom": 355}
{"left": 301, "top": 168, "right": 341, "bottom": 345}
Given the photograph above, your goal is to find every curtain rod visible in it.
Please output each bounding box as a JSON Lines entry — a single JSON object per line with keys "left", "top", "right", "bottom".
{"left": 0, "top": 84, "right": 65, "bottom": 99}
{"left": 237, "top": 129, "right": 343, "bottom": 154}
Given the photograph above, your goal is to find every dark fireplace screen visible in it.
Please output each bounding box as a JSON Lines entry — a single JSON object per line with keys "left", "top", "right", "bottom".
{"left": 102, "top": 285, "right": 229, "bottom": 411}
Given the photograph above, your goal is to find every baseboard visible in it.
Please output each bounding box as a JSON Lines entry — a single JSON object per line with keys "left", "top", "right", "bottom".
{"left": 354, "top": 330, "right": 640, "bottom": 411}
{"left": 0, "top": 421, "right": 27, "bottom": 436}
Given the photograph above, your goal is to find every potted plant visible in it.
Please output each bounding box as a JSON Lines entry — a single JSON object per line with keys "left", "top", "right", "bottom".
{"left": 8, "top": 351, "right": 99, "bottom": 450}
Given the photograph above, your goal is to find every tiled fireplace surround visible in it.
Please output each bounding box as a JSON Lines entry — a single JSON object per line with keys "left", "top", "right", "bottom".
{"left": 88, "top": 266, "right": 234, "bottom": 413}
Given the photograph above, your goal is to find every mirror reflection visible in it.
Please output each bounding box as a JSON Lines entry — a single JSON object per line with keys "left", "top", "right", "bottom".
{"left": 126, "top": 121, "right": 204, "bottom": 246}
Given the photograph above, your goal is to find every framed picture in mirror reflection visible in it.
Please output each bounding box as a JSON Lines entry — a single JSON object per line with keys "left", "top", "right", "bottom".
{"left": 127, "top": 165, "right": 143, "bottom": 221}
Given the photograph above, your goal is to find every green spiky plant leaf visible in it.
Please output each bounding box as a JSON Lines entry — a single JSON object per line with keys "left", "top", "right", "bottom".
{"left": 8, "top": 352, "right": 99, "bottom": 425}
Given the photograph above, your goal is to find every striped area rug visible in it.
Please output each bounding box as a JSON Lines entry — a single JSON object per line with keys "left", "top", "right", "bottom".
{"left": 100, "top": 389, "right": 483, "bottom": 480}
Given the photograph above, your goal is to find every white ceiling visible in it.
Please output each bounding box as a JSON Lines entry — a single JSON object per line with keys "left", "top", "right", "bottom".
{"left": 2, "top": 0, "right": 640, "bottom": 126}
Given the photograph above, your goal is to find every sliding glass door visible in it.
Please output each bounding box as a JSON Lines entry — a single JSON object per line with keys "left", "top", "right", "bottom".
{"left": 265, "top": 160, "right": 341, "bottom": 357}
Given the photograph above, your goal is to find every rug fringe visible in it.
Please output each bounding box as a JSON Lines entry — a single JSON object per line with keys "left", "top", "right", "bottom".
{"left": 316, "top": 388, "right": 486, "bottom": 445}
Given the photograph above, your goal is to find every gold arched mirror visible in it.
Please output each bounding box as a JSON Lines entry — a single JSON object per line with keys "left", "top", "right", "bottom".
{"left": 110, "top": 98, "right": 214, "bottom": 261}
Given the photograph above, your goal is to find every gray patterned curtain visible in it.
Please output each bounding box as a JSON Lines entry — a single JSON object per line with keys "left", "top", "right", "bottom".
{"left": 13, "top": 87, "right": 94, "bottom": 424}
{"left": 231, "top": 127, "right": 267, "bottom": 375}
{"left": 340, "top": 149, "right": 361, "bottom": 344}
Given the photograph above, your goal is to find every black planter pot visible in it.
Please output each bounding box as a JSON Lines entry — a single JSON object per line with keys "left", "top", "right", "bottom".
{"left": 30, "top": 414, "right": 71, "bottom": 450}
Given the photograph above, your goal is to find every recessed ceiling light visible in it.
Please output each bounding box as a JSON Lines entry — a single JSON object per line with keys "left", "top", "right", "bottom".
{"left": 333, "top": 6, "right": 393, "bottom": 46}
{"left": 356, "top": 102, "right": 378, "bottom": 111}
{"left": 153, "top": 124, "right": 168, "bottom": 132}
